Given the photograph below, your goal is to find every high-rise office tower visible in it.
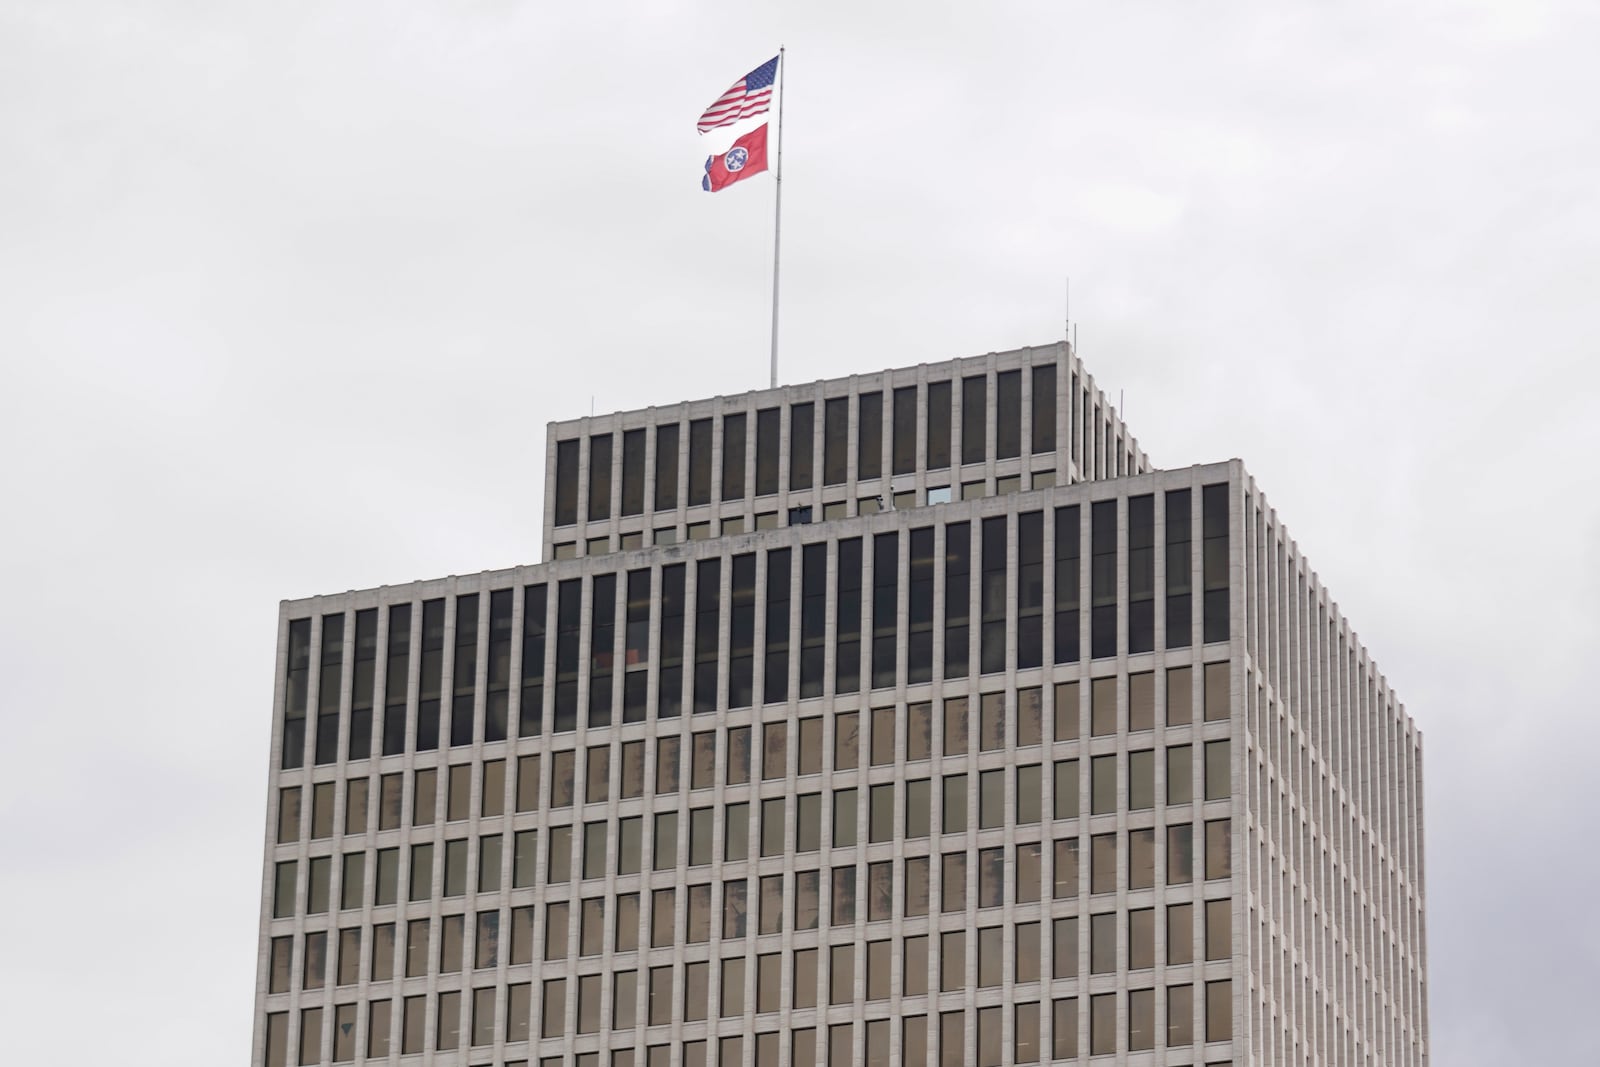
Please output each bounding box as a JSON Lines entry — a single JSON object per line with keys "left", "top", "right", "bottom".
{"left": 253, "top": 343, "right": 1426, "bottom": 1066}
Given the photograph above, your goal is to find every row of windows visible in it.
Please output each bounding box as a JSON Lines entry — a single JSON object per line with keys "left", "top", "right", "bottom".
{"left": 276, "top": 665, "right": 1232, "bottom": 829}
{"left": 280, "top": 740, "right": 1232, "bottom": 859}
{"left": 283, "top": 497, "right": 1231, "bottom": 767}
{"left": 272, "top": 820, "right": 1234, "bottom": 920}
{"left": 268, "top": 980, "right": 1233, "bottom": 1065}
{"left": 553, "top": 367, "right": 1068, "bottom": 528}
{"left": 273, "top": 897, "right": 1234, "bottom": 998}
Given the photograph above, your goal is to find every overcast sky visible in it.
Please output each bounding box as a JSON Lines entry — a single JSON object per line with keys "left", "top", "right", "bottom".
{"left": 2, "top": 1, "right": 1597, "bottom": 1063}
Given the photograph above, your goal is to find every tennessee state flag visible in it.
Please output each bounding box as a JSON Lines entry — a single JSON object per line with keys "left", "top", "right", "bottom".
{"left": 702, "top": 124, "right": 769, "bottom": 192}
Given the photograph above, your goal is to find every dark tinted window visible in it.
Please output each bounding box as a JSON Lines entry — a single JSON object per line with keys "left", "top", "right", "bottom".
{"left": 893, "top": 387, "right": 917, "bottom": 475}
{"left": 800, "top": 544, "right": 827, "bottom": 698}
{"left": 823, "top": 399, "right": 848, "bottom": 486}
{"left": 836, "top": 539, "right": 863, "bottom": 694}
{"left": 996, "top": 371, "right": 1021, "bottom": 459}
{"left": 1202, "top": 484, "right": 1229, "bottom": 643}
{"left": 927, "top": 381, "right": 951, "bottom": 469}
{"left": 755, "top": 409, "right": 780, "bottom": 496}
{"left": 1165, "top": 490, "right": 1192, "bottom": 649}
{"left": 872, "top": 533, "right": 898, "bottom": 689}
{"left": 655, "top": 424, "right": 679, "bottom": 511}
{"left": 450, "top": 595, "right": 477, "bottom": 746}
{"left": 589, "top": 576, "right": 615, "bottom": 728}
{"left": 554, "top": 582, "right": 581, "bottom": 732}
{"left": 857, "top": 392, "right": 882, "bottom": 480}
{"left": 1089, "top": 502, "right": 1116, "bottom": 659}
{"left": 658, "top": 566, "right": 686, "bottom": 719}
{"left": 765, "top": 549, "right": 792, "bottom": 705}
{"left": 1017, "top": 512, "right": 1043, "bottom": 669}
{"left": 554, "top": 439, "right": 579, "bottom": 526}
{"left": 694, "top": 559, "right": 722, "bottom": 712}
{"left": 1054, "top": 507, "right": 1080, "bottom": 664}
{"left": 962, "top": 376, "right": 986, "bottom": 464}
{"left": 1128, "top": 495, "right": 1154, "bottom": 654}
{"left": 722, "top": 414, "right": 747, "bottom": 502}
{"left": 384, "top": 605, "right": 411, "bottom": 754}
{"left": 729, "top": 556, "right": 756, "bottom": 708}
{"left": 944, "top": 523, "right": 970, "bottom": 679}
{"left": 908, "top": 528, "right": 935, "bottom": 683}
{"left": 980, "top": 517, "right": 1007, "bottom": 674}
{"left": 688, "top": 419, "right": 713, "bottom": 506}
{"left": 790, "top": 404, "right": 814, "bottom": 491}
{"left": 621, "top": 429, "right": 646, "bottom": 516}
{"left": 588, "top": 434, "right": 611, "bottom": 522}
{"left": 519, "top": 588, "right": 545, "bottom": 737}
{"left": 1031, "top": 364, "right": 1056, "bottom": 453}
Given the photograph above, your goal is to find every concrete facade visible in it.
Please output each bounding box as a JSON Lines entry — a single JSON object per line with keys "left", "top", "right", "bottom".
{"left": 252, "top": 345, "right": 1425, "bottom": 1067}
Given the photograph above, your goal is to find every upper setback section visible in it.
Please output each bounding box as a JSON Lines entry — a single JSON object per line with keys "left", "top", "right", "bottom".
{"left": 541, "top": 342, "right": 1150, "bottom": 562}
{"left": 276, "top": 460, "right": 1412, "bottom": 770}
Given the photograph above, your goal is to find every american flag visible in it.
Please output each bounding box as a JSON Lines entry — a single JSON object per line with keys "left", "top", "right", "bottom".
{"left": 697, "top": 55, "right": 779, "bottom": 134}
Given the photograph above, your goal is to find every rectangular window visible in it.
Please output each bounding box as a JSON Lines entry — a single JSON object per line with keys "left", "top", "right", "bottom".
{"left": 941, "top": 851, "right": 967, "bottom": 912}
{"left": 902, "top": 528, "right": 937, "bottom": 683}
{"left": 755, "top": 408, "right": 779, "bottom": 495}
{"left": 832, "top": 870, "right": 857, "bottom": 927}
{"left": 857, "top": 391, "right": 882, "bottom": 480}
{"left": 763, "top": 548, "right": 791, "bottom": 704}
{"left": 905, "top": 779, "right": 931, "bottom": 837}
{"left": 1089, "top": 500, "right": 1116, "bottom": 659}
{"left": 836, "top": 538, "right": 863, "bottom": 694}
{"left": 1128, "top": 494, "right": 1154, "bottom": 653}
{"left": 1171, "top": 908, "right": 1196, "bottom": 966}
{"left": 1090, "top": 833, "right": 1115, "bottom": 894}
{"left": 1202, "top": 483, "right": 1230, "bottom": 642}
{"left": 587, "top": 576, "right": 615, "bottom": 728}
{"left": 1205, "top": 661, "right": 1232, "bottom": 721}
{"left": 1205, "top": 739, "right": 1230, "bottom": 800}
{"left": 980, "top": 516, "right": 1006, "bottom": 673}
{"left": 554, "top": 438, "right": 579, "bottom": 525}
{"left": 945, "top": 522, "right": 971, "bottom": 678}
{"left": 621, "top": 570, "right": 650, "bottom": 722}
{"left": 995, "top": 369, "right": 1021, "bottom": 459}
{"left": 722, "top": 412, "right": 747, "bottom": 501}
{"left": 927, "top": 380, "right": 951, "bottom": 469}
{"left": 553, "top": 581, "right": 581, "bottom": 732}
{"left": 1011, "top": 512, "right": 1043, "bottom": 668}
{"left": 872, "top": 532, "right": 898, "bottom": 688}
{"left": 1054, "top": 506, "right": 1080, "bottom": 663}
{"left": 693, "top": 559, "right": 721, "bottom": 713}
{"left": 1205, "top": 819, "right": 1231, "bottom": 880}
{"left": 621, "top": 427, "right": 646, "bottom": 516}
{"left": 314, "top": 613, "right": 343, "bottom": 765}
{"left": 1206, "top": 979, "right": 1232, "bottom": 1042}
{"left": 348, "top": 608, "right": 376, "bottom": 760}
{"left": 823, "top": 397, "right": 848, "bottom": 486}
{"left": 1032, "top": 363, "right": 1056, "bottom": 453}
{"left": 448, "top": 595, "right": 477, "bottom": 747}
{"left": 1052, "top": 997, "right": 1079, "bottom": 1059}
{"left": 1167, "top": 983, "right": 1194, "bottom": 1046}
{"left": 905, "top": 856, "right": 930, "bottom": 917}
{"left": 891, "top": 385, "right": 918, "bottom": 475}
{"left": 1053, "top": 839, "right": 1078, "bottom": 899}
{"left": 516, "top": 586, "right": 546, "bottom": 738}
{"left": 655, "top": 423, "right": 680, "bottom": 511}
{"left": 659, "top": 564, "right": 686, "bottom": 718}
{"left": 1165, "top": 488, "right": 1192, "bottom": 648}
{"left": 962, "top": 375, "right": 986, "bottom": 464}
{"left": 790, "top": 402, "right": 814, "bottom": 490}
{"left": 1167, "top": 824, "right": 1193, "bottom": 885}
{"left": 799, "top": 543, "right": 827, "bottom": 698}
{"left": 687, "top": 417, "right": 712, "bottom": 506}
{"left": 381, "top": 605, "right": 411, "bottom": 756}
{"left": 728, "top": 555, "right": 755, "bottom": 708}
{"left": 588, "top": 433, "right": 612, "bottom": 521}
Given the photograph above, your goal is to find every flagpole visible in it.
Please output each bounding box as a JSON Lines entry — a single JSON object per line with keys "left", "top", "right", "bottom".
{"left": 769, "top": 46, "right": 784, "bottom": 389}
